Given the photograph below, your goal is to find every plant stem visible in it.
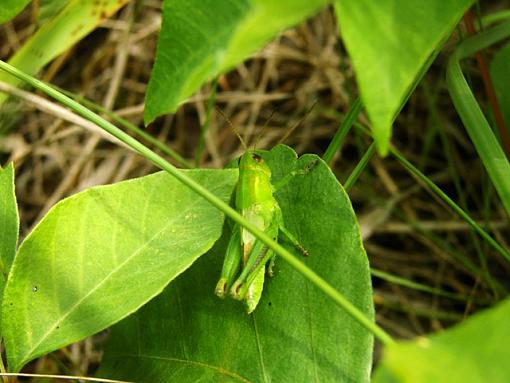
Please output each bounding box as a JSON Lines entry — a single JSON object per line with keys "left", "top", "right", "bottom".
{"left": 0, "top": 60, "right": 393, "bottom": 346}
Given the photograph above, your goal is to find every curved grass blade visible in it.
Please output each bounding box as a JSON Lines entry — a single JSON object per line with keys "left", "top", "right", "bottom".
{"left": 446, "top": 21, "right": 510, "bottom": 217}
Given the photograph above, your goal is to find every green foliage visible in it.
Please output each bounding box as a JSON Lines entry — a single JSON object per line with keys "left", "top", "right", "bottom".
{"left": 447, "top": 21, "right": 510, "bottom": 219}
{"left": 333, "top": 0, "right": 473, "bottom": 154}
{"left": 490, "top": 41, "right": 510, "bottom": 135}
{"left": 373, "top": 297, "right": 510, "bottom": 382}
{"left": 0, "top": 0, "right": 30, "bottom": 24}
{"left": 2, "top": 169, "right": 237, "bottom": 372}
{"left": 2, "top": 2, "right": 510, "bottom": 382}
{"left": 144, "top": 0, "right": 329, "bottom": 124}
{"left": 0, "top": 163, "right": 19, "bottom": 330}
{"left": 99, "top": 145, "right": 374, "bottom": 382}
{"left": 0, "top": 0, "right": 128, "bottom": 106}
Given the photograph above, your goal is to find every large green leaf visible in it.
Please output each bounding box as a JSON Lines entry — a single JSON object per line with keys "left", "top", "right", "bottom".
{"left": 0, "top": 0, "right": 128, "bottom": 106}
{"left": 373, "top": 297, "right": 510, "bottom": 382}
{"left": 2, "top": 169, "right": 237, "bottom": 372}
{"left": 144, "top": 0, "right": 329, "bottom": 124}
{"left": 99, "top": 145, "right": 374, "bottom": 382}
{"left": 0, "top": 163, "right": 19, "bottom": 330}
{"left": 334, "top": 0, "right": 473, "bottom": 154}
{"left": 490, "top": 40, "right": 510, "bottom": 136}
{"left": 0, "top": 0, "right": 30, "bottom": 24}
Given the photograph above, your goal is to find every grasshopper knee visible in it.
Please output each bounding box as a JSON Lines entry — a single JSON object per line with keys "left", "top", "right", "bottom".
{"left": 215, "top": 278, "right": 229, "bottom": 298}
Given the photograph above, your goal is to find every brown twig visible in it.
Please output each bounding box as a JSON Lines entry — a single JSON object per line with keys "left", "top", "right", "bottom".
{"left": 463, "top": 9, "right": 510, "bottom": 160}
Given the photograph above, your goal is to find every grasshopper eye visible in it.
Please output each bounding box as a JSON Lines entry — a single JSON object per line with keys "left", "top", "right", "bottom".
{"left": 252, "top": 153, "right": 262, "bottom": 162}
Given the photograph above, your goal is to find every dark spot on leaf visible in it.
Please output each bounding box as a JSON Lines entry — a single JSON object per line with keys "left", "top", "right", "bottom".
{"left": 32, "top": 286, "right": 38, "bottom": 292}
{"left": 268, "top": 301, "right": 272, "bottom": 306}
{"left": 252, "top": 153, "right": 262, "bottom": 162}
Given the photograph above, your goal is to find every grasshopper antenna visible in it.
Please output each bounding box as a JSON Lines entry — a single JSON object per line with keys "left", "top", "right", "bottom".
{"left": 278, "top": 101, "right": 317, "bottom": 144}
{"left": 253, "top": 109, "right": 277, "bottom": 149}
{"left": 216, "top": 106, "right": 247, "bottom": 150}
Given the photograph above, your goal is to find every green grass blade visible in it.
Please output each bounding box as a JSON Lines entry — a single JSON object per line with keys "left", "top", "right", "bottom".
{"left": 446, "top": 20, "right": 510, "bottom": 218}
{"left": 195, "top": 78, "right": 218, "bottom": 167}
{"left": 390, "top": 147, "right": 510, "bottom": 264}
{"left": 371, "top": 268, "right": 491, "bottom": 304}
{"left": 323, "top": 97, "right": 362, "bottom": 165}
{"left": 344, "top": 142, "right": 376, "bottom": 191}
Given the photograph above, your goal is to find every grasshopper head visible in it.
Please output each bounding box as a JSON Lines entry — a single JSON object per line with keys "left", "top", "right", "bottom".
{"left": 239, "top": 150, "right": 271, "bottom": 177}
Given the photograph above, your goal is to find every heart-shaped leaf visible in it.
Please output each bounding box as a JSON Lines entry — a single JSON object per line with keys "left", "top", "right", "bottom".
{"left": 99, "top": 145, "right": 374, "bottom": 382}
{"left": 334, "top": 0, "right": 472, "bottom": 154}
{"left": 144, "top": 0, "right": 329, "bottom": 124}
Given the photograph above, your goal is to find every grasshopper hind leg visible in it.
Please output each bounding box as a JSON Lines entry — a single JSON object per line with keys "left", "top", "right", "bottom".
{"left": 245, "top": 267, "right": 266, "bottom": 314}
{"left": 278, "top": 225, "right": 309, "bottom": 257}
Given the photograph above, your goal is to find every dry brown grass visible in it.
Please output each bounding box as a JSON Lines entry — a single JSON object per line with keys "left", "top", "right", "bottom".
{"left": 1, "top": 1, "right": 509, "bottom": 379}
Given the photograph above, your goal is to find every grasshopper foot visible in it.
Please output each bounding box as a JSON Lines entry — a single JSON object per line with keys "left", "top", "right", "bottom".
{"left": 267, "top": 256, "right": 276, "bottom": 277}
{"left": 230, "top": 281, "right": 244, "bottom": 301}
{"left": 296, "top": 243, "right": 309, "bottom": 257}
{"left": 215, "top": 278, "right": 229, "bottom": 298}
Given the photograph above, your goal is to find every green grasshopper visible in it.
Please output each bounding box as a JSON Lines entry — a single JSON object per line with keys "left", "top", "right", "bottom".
{"left": 215, "top": 136, "right": 314, "bottom": 313}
